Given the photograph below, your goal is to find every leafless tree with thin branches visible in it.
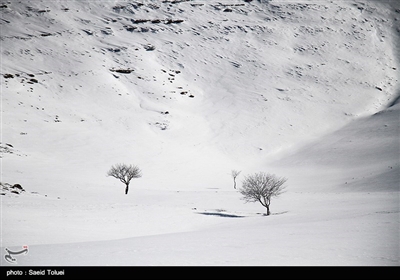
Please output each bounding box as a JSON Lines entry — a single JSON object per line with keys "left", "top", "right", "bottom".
{"left": 107, "top": 163, "right": 142, "bottom": 195}
{"left": 239, "top": 172, "right": 287, "bottom": 215}
{"left": 231, "top": 170, "right": 241, "bottom": 189}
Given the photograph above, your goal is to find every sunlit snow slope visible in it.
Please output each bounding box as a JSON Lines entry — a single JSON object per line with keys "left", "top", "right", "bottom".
{"left": 0, "top": 0, "right": 399, "bottom": 266}
{"left": 1, "top": 0, "right": 398, "bottom": 192}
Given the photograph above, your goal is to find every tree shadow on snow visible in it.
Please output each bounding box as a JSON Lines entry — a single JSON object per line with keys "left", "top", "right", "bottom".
{"left": 194, "top": 209, "right": 288, "bottom": 218}
{"left": 196, "top": 211, "right": 245, "bottom": 218}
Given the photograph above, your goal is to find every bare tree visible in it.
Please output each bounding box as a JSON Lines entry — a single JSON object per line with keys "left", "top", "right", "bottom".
{"left": 231, "top": 170, "right": 241, "bottom": 189}
{"left": 239, "top": 172, "right": 287, "bottom": 215}
{"left": 107, "top": 163, "right": 142, "bottom": 195}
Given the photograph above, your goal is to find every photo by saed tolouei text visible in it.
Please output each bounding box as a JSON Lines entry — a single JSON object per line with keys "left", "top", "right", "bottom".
{"left": 6, "top": 269, "right": 65, "bottom": 276}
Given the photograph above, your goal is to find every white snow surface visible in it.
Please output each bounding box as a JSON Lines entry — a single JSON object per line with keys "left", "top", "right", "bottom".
{"left": 0, "top": 0, "right": 399, "bottom": 266}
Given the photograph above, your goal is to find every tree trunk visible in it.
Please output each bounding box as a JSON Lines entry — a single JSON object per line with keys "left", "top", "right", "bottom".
{"left": 125, "top": 184, "right": 129, "bottom": 195}
{"left": 266, "top": 205, "right": 270, "bottom": 216}
{"left": 233, "top": 179, "right": 236, "bottom": 189}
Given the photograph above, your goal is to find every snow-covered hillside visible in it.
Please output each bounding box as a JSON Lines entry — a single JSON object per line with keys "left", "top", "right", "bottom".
{"left": 1, "top": 0, "right": 399, "bottom": 266}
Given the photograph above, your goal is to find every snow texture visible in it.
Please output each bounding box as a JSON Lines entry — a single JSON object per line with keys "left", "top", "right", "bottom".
{"left": 0, "top": 0, "right": 399, "bottom": 266}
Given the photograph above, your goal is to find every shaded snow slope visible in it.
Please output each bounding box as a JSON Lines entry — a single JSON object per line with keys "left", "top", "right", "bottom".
{"left": 268, "top": 102, "right": 400, "bottom": 193}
